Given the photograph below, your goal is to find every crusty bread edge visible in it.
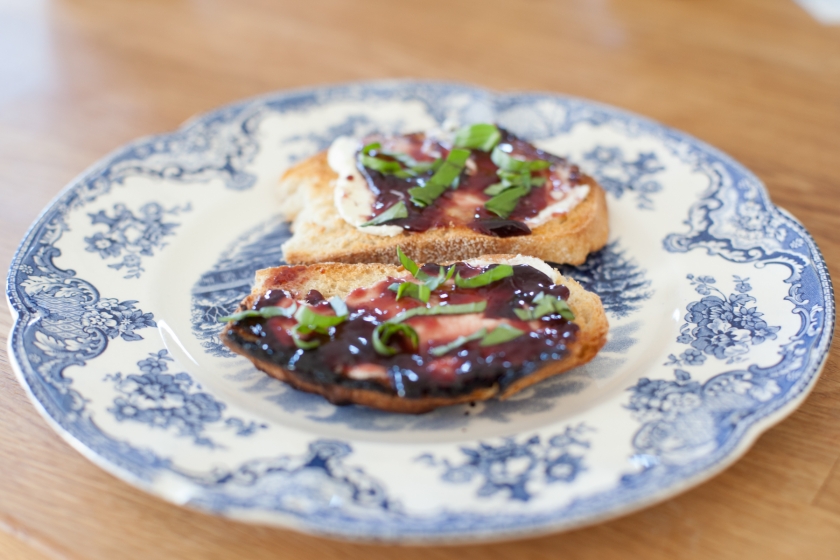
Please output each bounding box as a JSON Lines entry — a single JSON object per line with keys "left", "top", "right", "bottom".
{"left": 221, "top": 256, "right": 609, "bottom": 414}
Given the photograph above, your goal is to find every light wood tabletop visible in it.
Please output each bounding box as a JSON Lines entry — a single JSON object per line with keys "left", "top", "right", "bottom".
{"left": 1, "top": 0, "right": 839, "bottom": 558}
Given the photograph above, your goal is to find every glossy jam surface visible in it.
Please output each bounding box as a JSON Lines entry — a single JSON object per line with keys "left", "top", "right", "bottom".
{"left": 360, "top": 130, "right": 588, "bottom": 237}
{"left": 226, "top": 263, "right": 579, "bottom": 399}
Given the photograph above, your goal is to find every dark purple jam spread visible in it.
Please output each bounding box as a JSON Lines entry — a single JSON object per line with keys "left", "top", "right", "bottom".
{"left": 225, "top": 263, "right": 579, "bottom": 401}
{"left": 359, "top": 129, "right": 588, "bottom": 238}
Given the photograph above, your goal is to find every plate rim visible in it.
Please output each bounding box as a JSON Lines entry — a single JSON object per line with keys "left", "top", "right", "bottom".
{"left": 4, "top": 78, "right": 836, "bottom": 543}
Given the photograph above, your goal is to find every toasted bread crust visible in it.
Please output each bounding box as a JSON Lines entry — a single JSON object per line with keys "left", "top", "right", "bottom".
{"left": 277, "top": 152, "right": 609, "bottom": 266}
{"left": 221, "top": 256, "right": 609, "bottom": 413}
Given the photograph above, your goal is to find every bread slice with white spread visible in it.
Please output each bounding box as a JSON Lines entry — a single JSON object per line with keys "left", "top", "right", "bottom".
{"left": 276, "top": 125, "right": 609, "bottom": 266}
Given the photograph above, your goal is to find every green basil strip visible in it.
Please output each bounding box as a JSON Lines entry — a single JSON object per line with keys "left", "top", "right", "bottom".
{"left": 409, "top": 159, "right": 442, "bottom": 174}
{"left": 491, "top": 146, "right": 550, "bottom": 174}
{"left": 361, "top": 201, "right": 408, "bottom": 227}
{"left": 454, "top": 264, "right": 514, "bottom": 288}
{"left": 552, "top": 298, "right": 575, "bottom": 320}
{"left": 329, "top": 296, "right": 349, "bottom": 317}
{"left": 395, "top": 248, "right": 454, "bottom": 292}
{"left": 513, "top": 308, "right": 531, "bottom": 321}
{"left": 372, "top": 322, "right": 419, "bottom": 356}
{"left": 453, "top": 123, "right": 501, "bottom": 152}
{"left": 407, "top": 182, "right": 444, "bottom": 207}
{"left": 389, "top": 301, "right": 487, "bottom": 324}
{"left": 381, "top": 149, "right": 419, "bottom": 168}
{"left": 389, "top": 281, "right": 431, "bottom": 303}
{"left": 425, "top": 264, "right": 455, "bottom": 291}
{"left": 408, "top": 148, "right": 470, "bottom": 207}
{"left": 514, "top": 293, "right": 575, "bottom": 321}
{"left": 491, "top": 146, "right": 530, "bottom": 173}
{"left": 294, "top": 305, "right": 347, "bottom": 333}
{"left": 485, "top": 185, "right": 529, "bottom": 218}
{"left": 291, "top": 327, "right": 321, "bottom": 350}
{"left": 480, "top": 324, "right": 525, "bottom": 346}
{"left": 397, "top": 246, "right": 425, "bottom": 278}
{"left": 360, "top": 153, "right": 403, "bottom": 175}
{"left": 219, "top": 303, "right": 298, "bottom": 323}
{"left": 484, "top": 182, "right": 513, "bottom": 196}
{"left": 437, "top": 148, "right": 470, "bottom": 183}
{"left": 429, "top": 328, "right": 488, "bottom": 357}
{"left": 361, "top": 142, "right": 381, "bottom": 155}
{"left": 531, "top": 294, "right": 557, "bottom": 320}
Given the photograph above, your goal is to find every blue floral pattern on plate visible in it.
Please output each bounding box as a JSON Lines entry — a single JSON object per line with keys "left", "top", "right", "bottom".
{"left": 105, "top": 350, "right": 265, "bottom": 448}
{"left": 5, "top": 81, "right": 834, "bottom": 542}
{"left": 558, "top": 240, "right": 652, "bottom": 319}
{"left": 85, "top": 202, "right": 191, "bottom": 279}
{"left": 582, "top": 146, "right": 665, "bottom": 210}
{"left": 666, "top": 274, "right": 781, "bottom": 366}
{"left": 418, "top": 424, "right": 592, "bottom": 501}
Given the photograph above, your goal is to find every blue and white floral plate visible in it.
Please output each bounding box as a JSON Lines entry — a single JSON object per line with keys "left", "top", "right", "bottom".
{"left": 6, "top": 81, "right": 834, "bottom": 542}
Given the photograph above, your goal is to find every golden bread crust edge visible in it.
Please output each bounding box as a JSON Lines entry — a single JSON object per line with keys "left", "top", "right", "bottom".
{"left": 221, "top": 257, "right": 608, "bottom": 414}
{"left": 277, "top": 152, "right": 609, "bottom": 266}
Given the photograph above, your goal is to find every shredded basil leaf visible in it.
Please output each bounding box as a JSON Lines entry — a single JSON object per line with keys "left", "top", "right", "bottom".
{"left": 491, "top": 146, "right": 550, "bottom": 173}
{"left": 453, "top": 124, "right": 501, "bottom": 152}
{"left": 380, "top": 151, "right": 442, "bottom": 177}
{"left": 389, "top": 301, "right": 487, "bottom": 324}
{"left": 514, "top": 308, "right": 533, "bottom": 321}
{"left": 486, "top": 145, "right": 551, "bottom": 216}
{"left": 454, "top": 264, "right": 514, "bottom": 288}
{"left": 219, "top": 303, "right": 298, "bottom": 322}
{"left": 392, "top": 248, "right": 453, "bottom": 302}
{"left": 329, "top": 296, "right": 349, "bottom": 317}
{"left": 408, "top": 148, "right": 470, "bottom": 207}
{"left": 514, "top": 293, "right": 575, "bottom": 321}
{"left": 552, "top": 298, "right": 575, "bottom": 320}
{"left": 397, "top": 246, "right": 424, "bottom": 278}
{"left": 381, "top": 149, "right": 419, "bottom": 168}
{"left": 389, "top": 281, "right": 431, "bottom": 303}
{"left": 480, "top": 324, "right": 525, "bottom": 346}
{"left": 395, "top": 247, "right": 453, "bottom": 289}
{"left": 294, "top": 305, "right": 347, "bottom": 333}
{"left": 372, "top": 322, "right": 419, "bottom": 356}
{"left": 360, "top": 153, "right": 403, "bottom": 175}
{"left": 491, "top": 146, "right": 530, "bottom": 173}
{"left": 425, "top": 264, "right": 455, "bottom": 291}
{"left": 291, "top": 328, "right": 321, "bottom": 349}
{"left": 361, "top": 201, "right": 408, "bottom": 227}
{"left": 360, "top": 143, "right": 433, "bottom": 179}
{"left": 361, "top": 142, "right": 381, "bottom": 155}
{"left": 484, "top": 182, "right": 513, "bottom": 196}
{"left": 429, "top": 328, "right": 488, "bottom": 357}
{"left": 529, "top": 159, "right": 551, "bottom": 171}
{"left": 415, "top": 159, "right": 442, "bottom": 174}
{"left": 485, "top": 185, "right": 529, "bottom": 218}
{"left": 429, "top": 321, "right": 525, "bottom": 355}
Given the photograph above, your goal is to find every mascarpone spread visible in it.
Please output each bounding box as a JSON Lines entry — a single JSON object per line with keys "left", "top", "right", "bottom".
{"left": 328, "top": 136, "right": 403, "bottom": 237}
{"left": 327, "top": 133, "right": 589, "bottom": 236}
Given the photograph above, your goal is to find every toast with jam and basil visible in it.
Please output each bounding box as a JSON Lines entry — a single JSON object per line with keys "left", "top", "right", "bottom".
{"left": 220, "top": 251, "right": 608, "bottom": 413}
{"left": 276, "top": 124, "right": 609, "bottom": 266}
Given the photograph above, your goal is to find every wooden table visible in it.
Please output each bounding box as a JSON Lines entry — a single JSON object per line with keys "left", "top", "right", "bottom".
{"left": 1, "top": 0, "right": 839, "bottom": 558}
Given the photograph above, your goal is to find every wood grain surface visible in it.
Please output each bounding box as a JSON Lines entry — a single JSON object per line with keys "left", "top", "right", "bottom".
{"left": 1, "top": 0, "right": 839, "bottom": 558}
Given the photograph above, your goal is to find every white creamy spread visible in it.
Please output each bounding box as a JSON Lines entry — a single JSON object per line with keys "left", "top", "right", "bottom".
{"left": 326, "top": 134, "right": 589, "bottom": 235}
{"left": 328, "top": 136, "right": 402, "bottom": 237}
{"left": 463, "top": 255, "right": 561, "bottom": 284}
{"left": 526, "top": 183, "right": 590, "bottom": 227}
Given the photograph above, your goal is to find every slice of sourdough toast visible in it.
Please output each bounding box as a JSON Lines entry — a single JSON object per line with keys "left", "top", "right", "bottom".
{"left": 221, "top": 255, "right": 608, "bottom": 414}
{"left": 277, "top": 152, "right": 609, "bottom": 266}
